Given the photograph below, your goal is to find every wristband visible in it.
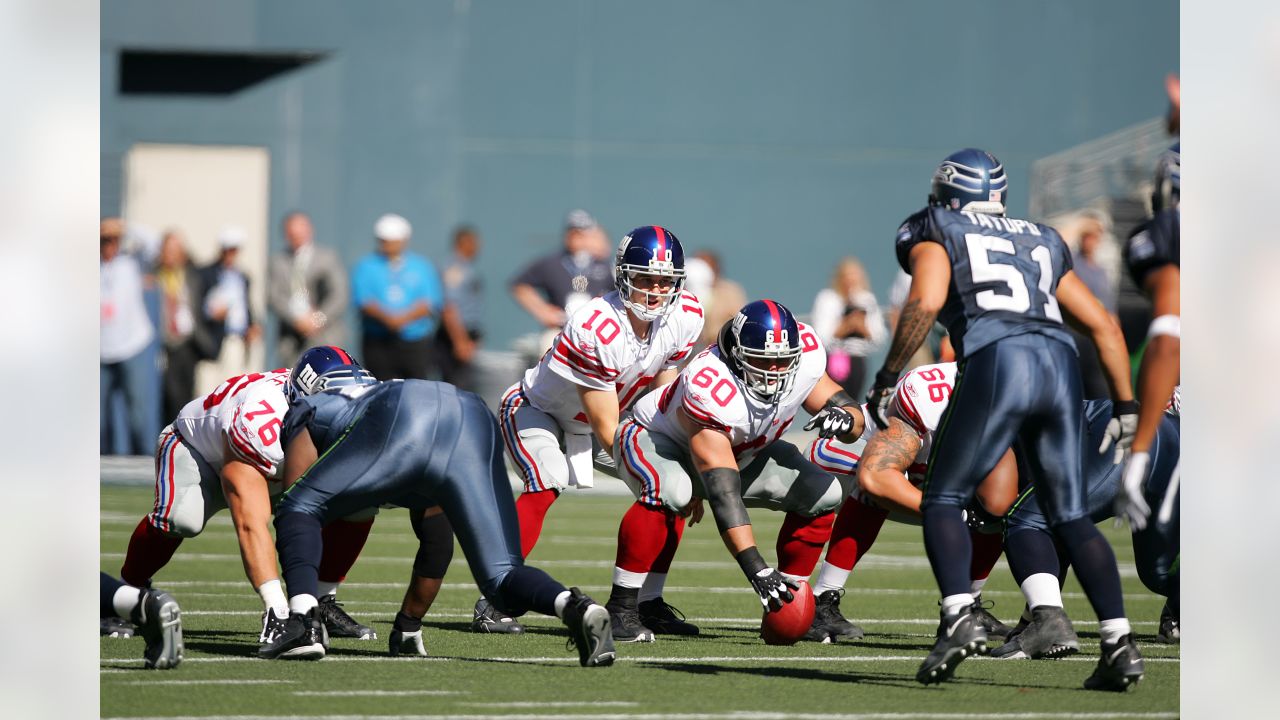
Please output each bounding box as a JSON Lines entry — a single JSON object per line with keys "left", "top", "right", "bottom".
{"left": 393, "top": 611, "right": 423, "bottom": 633}
{"left": 874, "top": 367, "right": 899, "bottom": 388}
{"left": 824, "top": 390, "right": 857, "bottom": 410}
{"left": 1112, "top": 399, "right": 1139, "bottom": 415}
{"left": 735, "top": 546, "right": 768, "bottom": 577}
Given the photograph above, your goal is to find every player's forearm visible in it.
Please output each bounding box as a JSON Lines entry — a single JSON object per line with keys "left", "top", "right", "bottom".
{"left": 1133, "top": 335, "right": 1179, "bottom": 453}
{"left": 1091, "top": 314, "right": 1134, "bottom": 403}
{"left": 233, "top": 517, "right": 280, "bottom": 588}
{"left": 578, "top": 387, "right": 620, "bottom": 456}
{"left": 860, "top": 468, "right": 922, "bottom": 516}
{"left": 880, "top": 297, "right": 937, "bottom": 375}
{"left": 720, "top": 523, "right": 759, "bottom": 558}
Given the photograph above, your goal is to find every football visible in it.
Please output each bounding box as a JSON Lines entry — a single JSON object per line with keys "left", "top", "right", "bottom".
{"left": 760, "top": 580, "right": 816, "bottom": 646}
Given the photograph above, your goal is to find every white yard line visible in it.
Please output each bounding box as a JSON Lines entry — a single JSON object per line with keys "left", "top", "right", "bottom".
{"left": 113, "top": 679, "right": 297, "bottom": 686}
{"left": 102, "top": 655, "right": 1179, "bottom": 665}
{"left": 102, "top": 712, "right": 1181, "bottom": 720}
{"left": 301, "top": 690, "right": 467, "bottom": 697}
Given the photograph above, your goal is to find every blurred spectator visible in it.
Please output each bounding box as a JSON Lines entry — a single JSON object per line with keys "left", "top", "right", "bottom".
{"left": 809, "top": 257, "right": 888, "bottom": 397}
{"left": 352, "top": 213, "right": 443, "bottom": 381}
{"left": 690, "top": 250, "right": 747, "bottom": 348}
{"left": 1070, "top": 214, "right": 1117, "bottom": 315}
{"left": 1165, "top": 73, "right": 1180, "bottom": 136}
{"left": 436, "top": 225, "right": 485, "bottom": 390}
{"left": 155, "top": 229, "right": 215, "bottom": 419}
{"left": 196, "top": 227, "right": 263, "bottom": 387}
{"left": 100, "top": 217, "right": 156, "bottom": 455}
{"left": 267, "top": 211, "right": 350, "bottom": 367}
{"left": 509, "top": 209, "right": 613, "bottom": 332}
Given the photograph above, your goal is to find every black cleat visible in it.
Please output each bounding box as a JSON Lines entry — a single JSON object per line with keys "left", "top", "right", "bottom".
{"left": 1155, "top": 602, "right": 1179, "bottom": 644}
{"left": 132, "top": 589, "right": 183, "bottom": 670}
{"left": 318, "top": 595, "right": 376, "bottom": 640}
{"left": 471, "top": 597, "right": 526, "bottom": 634}
{"left": 258, "top": 607, "right": 326, "bottom": 660}
{"left": 259, "top": 608, "right": 288, "bottom": 644}
{"left": 971, "top": 595, "right": 1015, "bottom": 639}
{"left": 990, "top": 605, "right": 1080, "bottom": 659}
{"left": 101, "top": 616, "right": 135, "bottom": 638}
{"left": 804, "top": 589, "right": 865, "bottom": 643}
{"left": 1084, "top": 634, "right": 1145, "bottom": 692}
{"left": 916, "top": 603, "right": 988, "bottom": 685}
{"left": 638, "top": 598, "right": 699, "bottom": 636}
{"left": 605, "top": 603, "right": 655, "bottom": 643}
{"left": 562, "top": 587, "right": 616, "bottom": 667}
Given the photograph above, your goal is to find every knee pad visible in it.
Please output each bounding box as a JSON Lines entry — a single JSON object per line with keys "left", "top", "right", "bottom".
{"left": 412, "top": 512, "right": 455, "bottom": 579}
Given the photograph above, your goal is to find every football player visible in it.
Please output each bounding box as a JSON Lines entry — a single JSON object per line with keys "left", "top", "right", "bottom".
{"left": 100, "top": 572, "right": 183, "bottom": 669}
{"left": 865, "top": 149, "right": 1142, "bottom": 689}
{"left": 117, "top": 361, "right": 377, "bottom": 644}
{"left": 803, "top": 362, "right": 1018, "bottom": 643}
{"left": 992, "top": 393, "right": 1180, "bottom": 661}
{"left": 261, "top": 347, "right": 615, "bottom": 667}
{"left": 606, "top": 299, "right": 866, "bottom": 641}
{"left": 488, "top": 226, "right": 704, "bottom": 637}
{"left": 1117, "top": 144, "right": 1180, "bottom": 534}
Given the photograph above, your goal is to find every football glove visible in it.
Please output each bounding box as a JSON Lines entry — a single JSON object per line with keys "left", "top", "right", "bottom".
{"left": 962, "top": 502, "right": 1003, "bottom": 535}
{"left": 865, "top": 368, "right": 899, "bottom": 430}
{"left": 389, "top": 628, "right": 428, "bottom": 657}
{"left": 1115, "top": 451, "right": 1152, "bottom": 531}
{"left": 804, "top": 406, "right": 856, "bottom": 440}
{"left": 1098, "top": 400, "right": 1139, "bottom": 465}
{"left": 748, "top": 568, "right": 799, "bottom": 612}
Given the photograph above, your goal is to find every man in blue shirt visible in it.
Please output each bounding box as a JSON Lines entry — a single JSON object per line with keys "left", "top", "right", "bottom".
{"left": 351, "top": 214, "right": 444, "bottom": 381}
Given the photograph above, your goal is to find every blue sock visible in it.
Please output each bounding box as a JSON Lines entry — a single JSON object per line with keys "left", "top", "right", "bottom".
{"left": 1055, "top": 516, "right": 1125, "bottom": 620}
{"left": 275, "top": 512, "right": 324, "bottom": 603}
{"left": 495, "top": 565, "right": 568, "bottom": 618}
{"left": 1005, "top": 526, "right": 1062, "bottom": 585}
{"left": 100, "top": 572, "right": 127, "bottom": 618}
{"left": 922, "top": 505, "right": 972, "bottom": 599}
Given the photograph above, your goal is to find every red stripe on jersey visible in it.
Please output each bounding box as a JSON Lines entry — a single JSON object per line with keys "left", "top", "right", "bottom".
{"left": 228, "top": 425, "right": 271, "bottom": 474}
{"left": 552, "top": 345, "right": 610, "bottom": 382}
{"left": 617, "top": 374, "right": 656, "bottom": 409}
{"left": 895, "top": 386, "right": 927, "bottom": 435}
{"left": 680, "top": 400, "right": 730, "bottom": 432}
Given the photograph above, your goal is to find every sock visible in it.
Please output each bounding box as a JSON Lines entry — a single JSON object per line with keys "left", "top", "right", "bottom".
{"left": 824, "top": 497, "right": 888, "bottom": 575}
{"left": 275, "top": 512, "right": 324, "bottom": 602}
{"left": 393, "top": 611, "right": 422, "bottom": 633}
{"left": 496, "top": 565, "right": 566, "bottom": 617}
{"left": 553, "top": 590, "right": 572, "bottom": 618}
{"left": 650, "top": 513, "right": 686, "bottom": 574}
{"left": 258, "top": 579, "right": 289, "bottom": 616}
{"left": 1021, "top": 572, "right": 1063, "bottom": 609}
{"left": 776, "top": 511, "right": 835, "bottom": 579}
{"left": 614, "top": 502, "right": 674, "bottom": 578}
{"left": 970, "top": 578, "right": 988, "bottom": 596}
{"left": 814, "top": 561, "right": 853, "bottom": 596}
{"left": 100, "top": 573, "right": 128, "bottom": 617}
{"left": 316, "top": 581, "right": 339, "bottom": 598}
{"left": 112, "top": 586, "right": 142, "bottom": 619}
{"left": 120, "top": 517, "right": 183, "bottom": 587}
{"left": 638, "top": 572, "right": 667, "bottom": 603}
{"left": 318, "top": 517, "right": 375, "bottom": 585}
{"left": 1005, "top": 526, "right": 1062, "bottom": 585}
{"left": 607, "top": 584, "right": 640, "bottom": 611}
{"left": 515, "top": 490, "right": 559, "bottom": 558}
{"left": 289, "top": 593, "right": 318, "bottom": 615}
{"left": 1099, "top": 618, "right": 1132, "bottom": 644}
{"left": 922, "top": 505, "right": 972, "bottom": 598}
{"left": 968, "top": 529, "right": 1004, "bottom": 586}
{"left": 613, "top": 568, "right": 647, "bottom": 589}
{"left": 942, "top": 593, "right": 974, "bottom": 617}
{"left": 1055, "top": 517, "right": 1126, "bottom": 622}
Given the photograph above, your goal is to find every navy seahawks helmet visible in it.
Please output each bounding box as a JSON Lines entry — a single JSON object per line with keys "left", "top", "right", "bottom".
{"left": 614, "top": 225, "right": 687, "bottom": 321}
{"left": 1152, "top": 142, "right": 1180, "bottom": 212}
{"left": 929, "top": 148, "right": 1008, "bottom": 216}
{"left": 717, "top": 299, "right": 802, "bottom": 402}
{"left": 287, "top": 345, "right": 377, "bottom": 402}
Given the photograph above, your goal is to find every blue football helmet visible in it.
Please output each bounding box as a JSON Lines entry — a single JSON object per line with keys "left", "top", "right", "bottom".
{"left": 717, "top": 299, "right": 802, "bottom": 402}
{"left": 614, "top": 225, "right": 687, "bottom": 322}
{"left": 287, "top": 345, "right": 377, "bottom": 402}
{"left": 929, "top": 148, "right": 1008, "bottom": 216}
{"left": 1152, "top": 142, "right": 1180, "bottom": 212}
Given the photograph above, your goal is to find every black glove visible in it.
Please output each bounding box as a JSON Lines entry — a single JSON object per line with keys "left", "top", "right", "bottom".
{"left": 736, "top": 546, "right": 797, "bottom": 611}
{"left": 864, "top": 368, "right": 899, "bottom": 430}
{"left": 963, "top": 502, "right": 1003, "bottom": 535}
{"left": 803, "top": 406, "right": 856, "bottom": 439}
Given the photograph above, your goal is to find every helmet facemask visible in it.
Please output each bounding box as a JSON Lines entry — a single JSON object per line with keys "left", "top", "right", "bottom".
{"left": 731, "top": 331, "right": 802, "bottom": 402}
{"left": 617, "top": 264, "right": 686, "bottom": 322}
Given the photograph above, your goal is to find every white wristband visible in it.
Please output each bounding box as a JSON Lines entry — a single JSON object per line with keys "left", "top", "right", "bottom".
{"left": 1147, "top": 314, "right": 1180, "bottom": 340}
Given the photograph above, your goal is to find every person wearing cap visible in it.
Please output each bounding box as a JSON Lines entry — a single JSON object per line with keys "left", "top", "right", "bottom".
{"left": 196, "top": 226, "right": 262, "bottom": 383}
{"left": 509, "top": 209, "right": 614, "bottom": 336}
{"left": 101, "top": 216, "right": 157, "bottom": 454}
{"left": 351, "top": 213, "right": 444, "bottom": 381}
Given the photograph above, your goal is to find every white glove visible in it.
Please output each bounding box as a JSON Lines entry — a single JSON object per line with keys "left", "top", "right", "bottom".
{"left": 1114, "top": 451, "right": 1152, "bottom": 531}
{"left": 1098, "top": 400, "right": 1139, "bottom": 464}
{"left": 389, "top": 628, "right": 428, "bottom": 657}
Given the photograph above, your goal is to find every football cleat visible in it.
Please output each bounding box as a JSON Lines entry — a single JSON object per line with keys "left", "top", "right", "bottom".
{"left": 389, "top": 628, "right": 428, "bottom": 657}
{"left": 1083, "top": 634, "right": 1145, "bottom": 692}
{"left": 916, "top": 603, "right": 988, "bottom": 685}
{"left": 971, "top": 595, "right": 1015, "bottom": 639}
{"left": 1155, "top": 602, "right": 1179, "bottom": 644}
{"left": 804, "top": 589, "right": 865, "bottom": 643}
{"left": 990, "top": 605, "right": 1080, "bottom": 659}
{"left": 258, "top": 607, "right": 326, "bottom": 660}
{"left": 562, "top": 587, "right": 616, "bottom": 667}
{"left": 132, "top": 589, "right": 184, "bottom": 670}
{"left": 605, "top": 602, "right": 656, "bottom": 643}
{"left": 259, "top": 608, "right": 289, "bottom": 644}
{"left": 318, "top": 595, "right": 376, "bottom": 640}
{"left": 100, "top": 616, "right": 135, "bottom": 638}
{"left": 638, "top": 597, "right": 699, "bottom": 636}
{"left": 471, "top": 597, "right": 526, "bottom": 634}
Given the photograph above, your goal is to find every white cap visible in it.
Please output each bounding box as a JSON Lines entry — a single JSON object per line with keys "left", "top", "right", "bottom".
{"left": 374, "top": 213, "right": 412, "bottom": 242}
{"left": 218, "top": 225, "right": 247, "bottom": 250}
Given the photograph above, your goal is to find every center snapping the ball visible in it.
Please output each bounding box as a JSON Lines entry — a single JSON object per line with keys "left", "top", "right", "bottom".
{"left": 760, "top": 580, "right": 815, "bottom": 645}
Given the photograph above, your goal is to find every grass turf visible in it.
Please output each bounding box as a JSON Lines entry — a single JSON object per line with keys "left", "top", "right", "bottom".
{"left": 101, "top": 485, "right": 1178, "bottom": 718}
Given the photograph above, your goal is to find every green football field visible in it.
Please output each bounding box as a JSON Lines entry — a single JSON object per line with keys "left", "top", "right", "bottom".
{"left": 101, "top": 485, "right": 1179, "bottom": 719}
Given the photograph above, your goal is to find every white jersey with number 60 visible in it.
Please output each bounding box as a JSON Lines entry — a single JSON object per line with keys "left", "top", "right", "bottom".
{"left": 173, "top": 369, "right": 291, "bottom": 478}
{"left": 633, "top": 322, "right": 826, "bottom": 469}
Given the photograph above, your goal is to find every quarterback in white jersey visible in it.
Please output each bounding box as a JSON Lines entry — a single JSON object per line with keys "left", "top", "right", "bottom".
{"left": 118, "top": 355, "right": 376, "bottom": 643}
{"left": 484, "top": 226, "right": 702, "bottom": 636}
{"left": 605, "top": 299, "right": 866, "bottom": 641}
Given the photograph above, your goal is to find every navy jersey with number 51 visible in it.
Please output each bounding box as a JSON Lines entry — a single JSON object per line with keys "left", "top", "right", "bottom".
{"left": 895, "top": 206, "right": 1076, "bottom": 359}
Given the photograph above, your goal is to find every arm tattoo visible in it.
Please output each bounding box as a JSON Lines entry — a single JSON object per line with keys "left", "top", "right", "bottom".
{"left": 864, "top": 418, "right": 922, "bottom": 473}
{"left": 883, "top": 297, "right": 938, "bottom": 374}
